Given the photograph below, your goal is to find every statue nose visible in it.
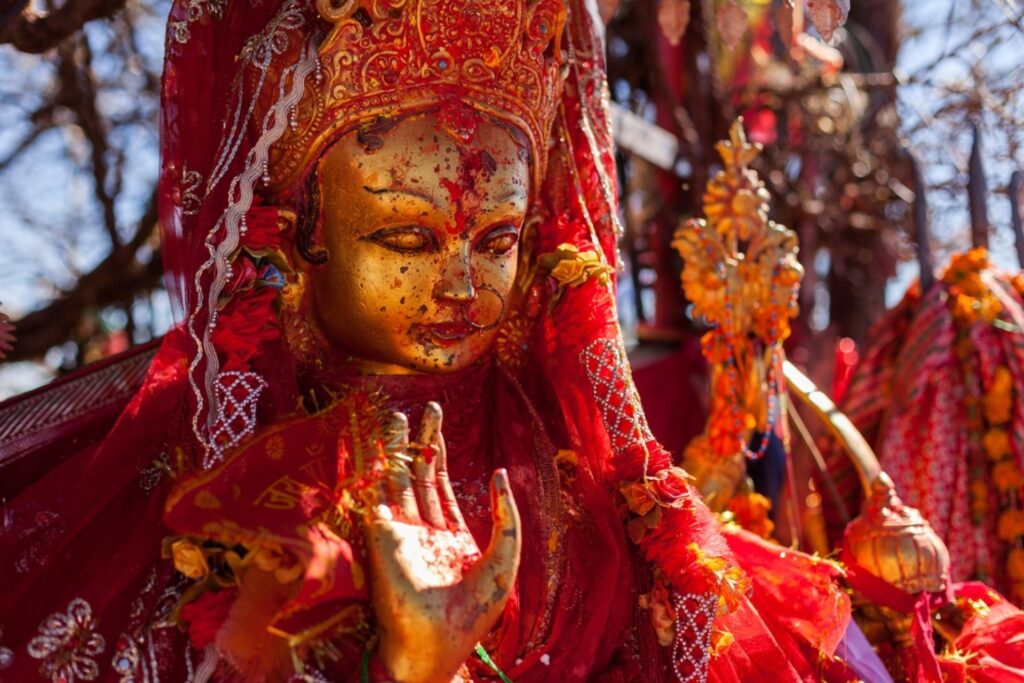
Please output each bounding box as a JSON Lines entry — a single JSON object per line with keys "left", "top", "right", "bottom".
{"left": 434, "top": 245, "right": 477, "bottom": 302}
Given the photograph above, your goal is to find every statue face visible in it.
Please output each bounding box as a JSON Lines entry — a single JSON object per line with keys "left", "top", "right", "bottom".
{"left": 308, "top": 111, "right": 530, "bottom": 374}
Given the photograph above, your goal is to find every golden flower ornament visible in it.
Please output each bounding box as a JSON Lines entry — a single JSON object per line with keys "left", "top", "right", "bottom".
{"left": 539, "top": 243, "right": 614, "bottom": 308}
{"left": 672, "top": 121, "right": 803, "bottom": 343}
{"left": 170, "top": 538, "right": 211, "bottom": 580}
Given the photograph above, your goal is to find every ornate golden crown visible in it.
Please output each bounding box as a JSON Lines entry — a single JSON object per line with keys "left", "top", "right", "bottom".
{"left": 266, "top": 0, "right": 568, "bottom": 193}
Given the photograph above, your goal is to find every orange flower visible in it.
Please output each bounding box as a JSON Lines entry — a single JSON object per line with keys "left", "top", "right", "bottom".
{"left": 1008, "top": 549, "right": 1024, "bottom": 581}
{"left": 983, "top": 366, "right": 1014, "bottom": 424}
{"left": 728, "top": 491, "right": 775, "bottom": 539}
{"left": 983, "top": 391, "right": 1013, "bottom": 426}
{"left": 621, "top": 482, "right": 657, "bottom": 517}
{"left": 992, "top": 461, "right": 1023, "bottom": 493}
{"left": 992, "top": 366, "right": 1014, "bottom": 392}
{"left": 638, "top": 574, "right": 676, "bottom": 646}
{"left": 1011, "top": 273, "right": 1024, "bottom": 298}
{"left": 997, "top": 509, "right": 1024, "bottom": 542}
{"left": 984, "top": 429, "right": 1013, "bottom": 461}
{"left": 952, "top": 294, "right": 979, "bottom": 324}
{"left": 978, "top": 296, "right": 1003, "bottom": 323}
{"left": 970, "top": 479, "right": 989, "bottom": 521}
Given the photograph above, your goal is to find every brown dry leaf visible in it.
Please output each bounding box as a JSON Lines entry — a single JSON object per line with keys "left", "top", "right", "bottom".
{"left": 0, "top": 311, "right": 13, "bottom": 361}
{"left": 597, "top": 0, "right": 621, "bottom": 23}
{"left": 807, "top": 0, "right": 849, "bottom": 42}
{"left": 657, "top": 0, "right": 691, "bottom": 46}
{"left": 716, "top": 0, "right": 749, "bottom": 49}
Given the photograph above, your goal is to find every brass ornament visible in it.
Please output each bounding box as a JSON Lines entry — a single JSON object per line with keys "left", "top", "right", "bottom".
{"left": 844, "top": 472, "right": 951, "bottom": 646}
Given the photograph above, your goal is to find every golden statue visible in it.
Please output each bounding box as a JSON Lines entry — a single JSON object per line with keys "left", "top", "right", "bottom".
{"left": 0, "top": 5, "right": 961, "bottom": 683}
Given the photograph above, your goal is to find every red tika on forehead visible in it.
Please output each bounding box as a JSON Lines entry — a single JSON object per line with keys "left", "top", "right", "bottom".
{"left": 264, "top": 0, "right": 569, "bottom": 195}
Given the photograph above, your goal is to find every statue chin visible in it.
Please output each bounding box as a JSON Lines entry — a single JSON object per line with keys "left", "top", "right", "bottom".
{"left": 321, "top": 326, "right": 502, "bottom": 376}
{"left": 301, "top": 110, "right": 530, "bottom": 376}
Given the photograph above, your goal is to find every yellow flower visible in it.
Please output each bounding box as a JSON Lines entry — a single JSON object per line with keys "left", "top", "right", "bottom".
{"left": 549, "top": 258, "right": 590, "bottom": 287}
{"left": 711, "top": 628, "right": 735, "bottom": 656}
{"left": 992, "top": 461, "right": 1023, "bottom": 493}
{"left": 983, "top": 428, "right": 1012, "bottom": 461}
{"left": 541, "top": 243, "right": 613, "bottom": 289}
{"left": 171, "top": 539, "right": 209, "bottom": 580}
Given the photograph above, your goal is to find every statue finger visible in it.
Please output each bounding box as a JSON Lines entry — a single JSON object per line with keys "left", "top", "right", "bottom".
{"left": 465, "top": 469, "right": 521, "bottom": 607}
{"left": 422, "top": 404, "right": 467, "bottom": 532}
{"left": 383, "top": 412, "right": 419, "bottom": 522}
{"left": 412, "top": 403, "right": 446, "bottom": 528}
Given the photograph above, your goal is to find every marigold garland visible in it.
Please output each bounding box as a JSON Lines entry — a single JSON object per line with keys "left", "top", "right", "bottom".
{"left": 672, "top": 122, "right": 802, "bottom": 463}
{"left": 941, "top": 247, "right": 1023, "bottom": 598}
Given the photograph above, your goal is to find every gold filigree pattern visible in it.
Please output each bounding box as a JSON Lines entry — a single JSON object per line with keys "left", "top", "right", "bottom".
{"left": 495, "top": 313, "right": 531, "bottom": 370}
{"left": 27, "top": 598, "right": 107, "bottom": 683}
{"left": 265, "top": 0, "right": 568, "bottom": 192}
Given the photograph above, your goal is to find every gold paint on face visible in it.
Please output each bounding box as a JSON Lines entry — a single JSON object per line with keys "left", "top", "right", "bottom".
{"left": 308, "top": 111, "right": 530, "bottom": 374}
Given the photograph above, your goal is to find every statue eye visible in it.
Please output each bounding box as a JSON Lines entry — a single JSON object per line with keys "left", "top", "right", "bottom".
{"left": 366, "top": 227, "right": 437, "bottom": 253}
{"left": 479, "top": 224, "right": 519, "bottom": 255}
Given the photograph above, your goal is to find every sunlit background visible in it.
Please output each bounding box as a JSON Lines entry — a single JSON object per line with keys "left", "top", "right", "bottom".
{"left": 0, "top": 0, "right": 1022, "bottom": 398}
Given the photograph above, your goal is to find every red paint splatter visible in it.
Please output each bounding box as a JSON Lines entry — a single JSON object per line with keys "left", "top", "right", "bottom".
{"left": 440, "top": 149, "right": 498, "bottom": 235}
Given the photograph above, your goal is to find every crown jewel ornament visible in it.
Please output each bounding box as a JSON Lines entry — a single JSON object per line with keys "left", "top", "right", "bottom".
{"left": 264, "top": 0, "right": 569, "bottom": 193}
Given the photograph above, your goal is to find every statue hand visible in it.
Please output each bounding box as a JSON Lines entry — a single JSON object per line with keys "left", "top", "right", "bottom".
{"left": 364, "top": 403, "right": 521, "bottom": 683}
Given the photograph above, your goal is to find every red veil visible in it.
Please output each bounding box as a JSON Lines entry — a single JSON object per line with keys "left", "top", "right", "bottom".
{"left": 0, "top": 2, "right": 851, "bottom": 681}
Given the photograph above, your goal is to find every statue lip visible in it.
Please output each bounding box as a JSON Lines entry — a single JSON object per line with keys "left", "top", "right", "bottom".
{"left": 416, "top": 321, "right": 474, "bottom": 343}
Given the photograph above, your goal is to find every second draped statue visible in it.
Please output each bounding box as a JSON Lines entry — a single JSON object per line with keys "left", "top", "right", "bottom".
{"left": 0, "top": 1, "right": 857, "bottom": 681}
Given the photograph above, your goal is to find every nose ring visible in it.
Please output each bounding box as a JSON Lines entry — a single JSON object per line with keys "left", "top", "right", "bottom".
{"left": 462, "top": 284, "right": 505, "bottom": 332}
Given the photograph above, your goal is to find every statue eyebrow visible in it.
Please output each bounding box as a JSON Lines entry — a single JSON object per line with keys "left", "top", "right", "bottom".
{"left": 495, "top": 190, "right": 527, "bottom": 203}
{"left": 362, "top": 184, "right": 440, "bottom": 208}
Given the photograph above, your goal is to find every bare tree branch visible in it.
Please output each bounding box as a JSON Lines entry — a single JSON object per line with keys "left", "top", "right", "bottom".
{"left": 55, "top": 37, "right": 121, "bottom": 246}
{"left": 5, "top": 189, "right": 160, "bottom": 362}
{"left": 0, "top": 0, "right": 128, "bottom": 54}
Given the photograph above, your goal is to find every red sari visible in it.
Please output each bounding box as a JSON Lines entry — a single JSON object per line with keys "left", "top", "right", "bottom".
{"left": 1, "top": 1, "right": 853, "bottom": 681}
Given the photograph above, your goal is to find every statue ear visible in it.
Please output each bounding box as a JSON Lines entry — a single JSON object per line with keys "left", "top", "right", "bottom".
{"left": 272, "top": 208, "right": 306, "bottom": 271}
{"left": 277, "top": 208, "right": 298, "bottom": 232}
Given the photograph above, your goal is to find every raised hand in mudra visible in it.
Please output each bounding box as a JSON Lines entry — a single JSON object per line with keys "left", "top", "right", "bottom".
{"left": 363, "top": 402, "right": 521, "bottom": 683}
